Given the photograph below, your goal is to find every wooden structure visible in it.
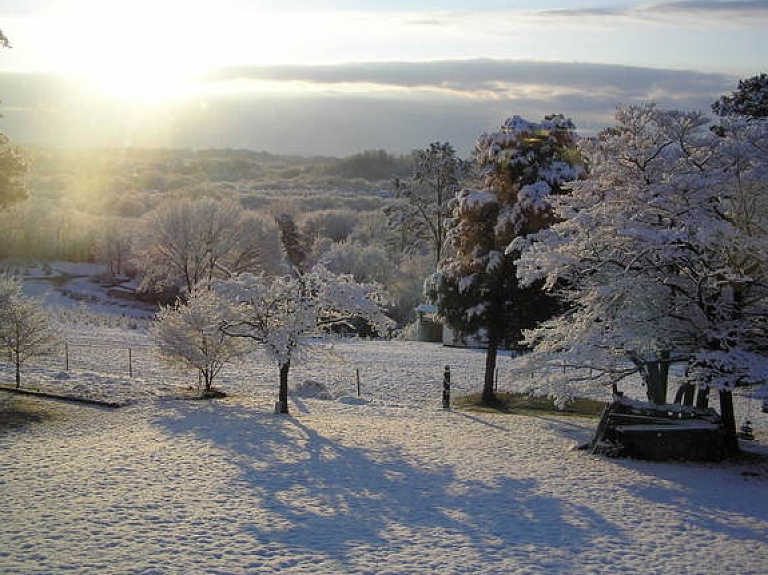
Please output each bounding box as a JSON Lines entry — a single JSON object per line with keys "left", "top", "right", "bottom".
{"left": 588, "top": 395, "right": 730, "bottom": 461}
{"left": 415, "top": 305, "right": 443, "bottom": 343}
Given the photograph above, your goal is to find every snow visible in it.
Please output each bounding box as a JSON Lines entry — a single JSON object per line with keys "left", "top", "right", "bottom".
{"left": 15, "top": 261, "right": 158, "bottom": 318}
{"left": 2, "top": 301, "right": 768, "bottom": 574}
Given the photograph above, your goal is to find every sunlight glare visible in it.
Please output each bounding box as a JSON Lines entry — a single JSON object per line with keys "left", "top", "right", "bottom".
{"left": 65, "top": 0, "right": 219, "bottom": 102}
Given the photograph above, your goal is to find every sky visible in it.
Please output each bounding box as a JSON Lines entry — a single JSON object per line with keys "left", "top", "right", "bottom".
{"left": 0, "top": 0, "right": 767, "bottom": 156}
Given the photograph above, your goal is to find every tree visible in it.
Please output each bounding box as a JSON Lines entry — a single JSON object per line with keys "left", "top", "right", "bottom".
{"left": 515, "top": 105, "right": 768, "bottom": 453}
{"left": 275, "top": 213, "right": 311, "bottom": 275}
{"left": 0, "top": 131, "right": 26, "bottom": 211}
{"left": 152, "top": 287, "right": 249, "bottom": 396}
{"left": 0, "top": 276, "right": 59, "bottom": 388}
{"left": 0, "top": 31, "right": 27, "bottom": 211}
{"left": 713, "top": 73, "right": 768, "bottom": 118}
{"left": 133, "top": 197, "right": 252, "bottom": 295}
{"left": 93, "top": 218, "right": 135, "bottom": 276}
{"left": 226, "top": 212, "right": 286, "bottom": 277}
{"left": 315, "top": 240, "right": 396, "bottom": 285}
{"left": 300, "top": 209, "right": 359, "bottom": 243}
{"left": 427, "top": 115, "right": 583, "bottom": 403}
{"left": 389, "top": 142, "right": 465, "bottom": 268}
{"left": 218, "top": 267, "right": 392, "bottom": 413}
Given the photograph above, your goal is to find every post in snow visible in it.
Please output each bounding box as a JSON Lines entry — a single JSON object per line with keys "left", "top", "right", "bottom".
{"left": 442, "top": 365, "right": 451, "bottom": 409}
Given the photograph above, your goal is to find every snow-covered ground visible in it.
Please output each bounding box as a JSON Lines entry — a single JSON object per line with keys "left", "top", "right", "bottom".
{"left": 2, "top": 270, "right": 768, "bottom": 575}
{"left": 15, "top": 261, "right": 158, "bottom": 318}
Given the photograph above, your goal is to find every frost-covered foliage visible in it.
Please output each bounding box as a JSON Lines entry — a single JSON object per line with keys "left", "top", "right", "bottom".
{"left": 389, "top": 142, "right": 465, "bottom": 267}
{"left": 315, "top": 240, "right": 396, "bottom": 285}
{"left": 93, "top": 218, "right": 135, "bottom": 276}
{"left": 0, "top": 121, "right": 27, "bottom": 210}
{"left": 229, "top": 212, "right": 286, "bottom": 277}
{"left": 427, "top": 115, "right": 583, "bottom": 401}
{"left": 52, "top": 305, "right": 150, "bottom": 331}
{"left": 516, "top": 105, "right": 768, "bottom": 410}
{"left": 0, "top": 275, "right": 59, "bottom": 387}
{"left": 218, "top": 266, "right": 393, "bottom": 412}
{"left": 300, "top": 209, "right": 360, "bottom": 243}
{"left": 712, "top": 72, "right": 768, "bottom": 119}
{"left": 134, "top": 197, "right": 281, "bottom": 295}
{"left": 152, "top": 287, "right": 249, "bottom": 393}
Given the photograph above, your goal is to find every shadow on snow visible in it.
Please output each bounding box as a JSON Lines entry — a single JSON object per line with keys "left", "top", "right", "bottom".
{"left": 154, "top": 400, "right": 626, "bottom": 568}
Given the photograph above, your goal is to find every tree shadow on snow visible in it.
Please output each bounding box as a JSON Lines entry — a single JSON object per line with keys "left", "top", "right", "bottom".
{"left": 154, "top": 401, "right": 626, "bottom": 568}
{"left": 609, "top": 457, "right": 768, "bottom": 544}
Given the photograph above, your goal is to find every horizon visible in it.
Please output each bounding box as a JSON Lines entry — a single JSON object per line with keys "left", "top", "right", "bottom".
{"left": 1, "top": 0, "right": 767, "bottom": 156}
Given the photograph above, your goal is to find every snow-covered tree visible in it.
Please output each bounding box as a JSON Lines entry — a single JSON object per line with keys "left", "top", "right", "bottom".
{"left": 0, "top": 276, "right": 59, "bottom": 387}
{"left": 713, "top": 73, "right": 768, "bottom": 119}
{"left": 93, "top": 218, "right": 135, "bottom": 276}
{"left": 218, "top": 267, "right": 392, "bottom": 413}
{"left": 389, "top": 142, "right": 465, "bottom": 268}
{"left": 152, "top": 287, "right": 248, "bottom": 395}
{"left": 226, "top": 212, "right": 286, "bottom": 277}
{"left": 134, "top": 197, "right": 276, "bottom": 295}
{"left": 427, "top": 115, "right": 583, "bottom": 403}
{"left": 315, "top": 240, "right": 396, "bottom": 285}
{"left": 300, "top": 209, "right": 359, "bottom": 243}
{"left": 0, "top": 118, "right": 26, "bottom": 211}
{"left": 0, "top": 32, "right": 26, "bottom": 211}
{"left": 515, "top": 105, "right": 768, "bottom": 451}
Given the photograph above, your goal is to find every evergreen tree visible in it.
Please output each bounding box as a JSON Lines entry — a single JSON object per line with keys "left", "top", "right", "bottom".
{"left": 427, "top": 115, "right": 583, "bottom": 403}
{"left": 712, "top": 73, "right": 768, "bottom": 118}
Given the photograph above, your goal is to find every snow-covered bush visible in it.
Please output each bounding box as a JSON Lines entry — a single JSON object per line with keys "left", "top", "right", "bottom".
{"left": 300, "top": 209, "right": 360, "bottom": 243}
{"left": 315, "top": 240, "right": 396, "bottom": 285}
{"left": 152, "top": 287, "right": 249, "bottom": 395}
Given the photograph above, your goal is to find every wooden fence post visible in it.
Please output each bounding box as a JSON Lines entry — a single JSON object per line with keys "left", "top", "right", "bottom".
{"left": 356, "top": 368, "right": 361, "bottom": 397}
{"left": 128, "top": 348, "right": 133, "bottom": 378}
{"left": 442, "top": 365, "right": 451, "bottom": 409}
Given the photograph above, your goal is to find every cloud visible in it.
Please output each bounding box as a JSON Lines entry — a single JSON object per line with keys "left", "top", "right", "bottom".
{"left": 540, "top": 0, "right": 768, "bottom": 20}
{"left": 0, "top": 60, "right": 743, "bottom": 156}
{"left": 646, "top": 0, "right": 768, "bottom": 15}
{"left": 203, "top": 59, "right": 735, "bottom": 102}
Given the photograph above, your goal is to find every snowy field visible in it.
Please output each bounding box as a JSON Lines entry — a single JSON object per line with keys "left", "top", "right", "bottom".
{"left": 2, "top": 266, "right": 768, "bottom": 575}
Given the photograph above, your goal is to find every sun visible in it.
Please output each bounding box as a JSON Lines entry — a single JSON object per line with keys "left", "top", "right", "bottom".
{"left": 63, "top": 0, "right": 217, "bottom": 102}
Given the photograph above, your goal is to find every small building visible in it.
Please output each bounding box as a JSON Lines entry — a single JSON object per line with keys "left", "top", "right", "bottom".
{"left": 414, "top": 304, "right": 442, "bottom": 342}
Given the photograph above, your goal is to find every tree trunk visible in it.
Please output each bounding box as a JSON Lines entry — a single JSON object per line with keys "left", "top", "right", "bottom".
{"left": 719, "top": 390, "right": 739, "bottom": 456}
{"left": 645, "top": 351, "right": 670, "bottom": 404}
{"left": 673, "top": 383, "right": 696, "bottom": 406}
{"left": 15, "top": 352, "right": 20, "bottom": 389}
{"left": 682, "top": 384, "right": 696, "bottom": 406}
{"left": 695, "top": 387, "right": 710, "bottom": 409}
{"left": 277, "top": 361, "right": 290, "bottom": 414}
{"left": 482, "top": 341, "right": 498, "bottom": 404}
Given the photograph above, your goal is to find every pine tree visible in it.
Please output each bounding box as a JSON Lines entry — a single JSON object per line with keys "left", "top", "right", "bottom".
{"left": 427, "top": 115, "right": 583, "bottom": 403}
{"left": 712, "top": 73, "right": 768, "bottom": 118}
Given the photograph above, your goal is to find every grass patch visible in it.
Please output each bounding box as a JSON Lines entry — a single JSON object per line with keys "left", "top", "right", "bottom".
{"left": 0, "top": 395, "right": 64, "bottom": 432}
{"left": 454, "top": 392, "right": 606, "bottom": 418}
